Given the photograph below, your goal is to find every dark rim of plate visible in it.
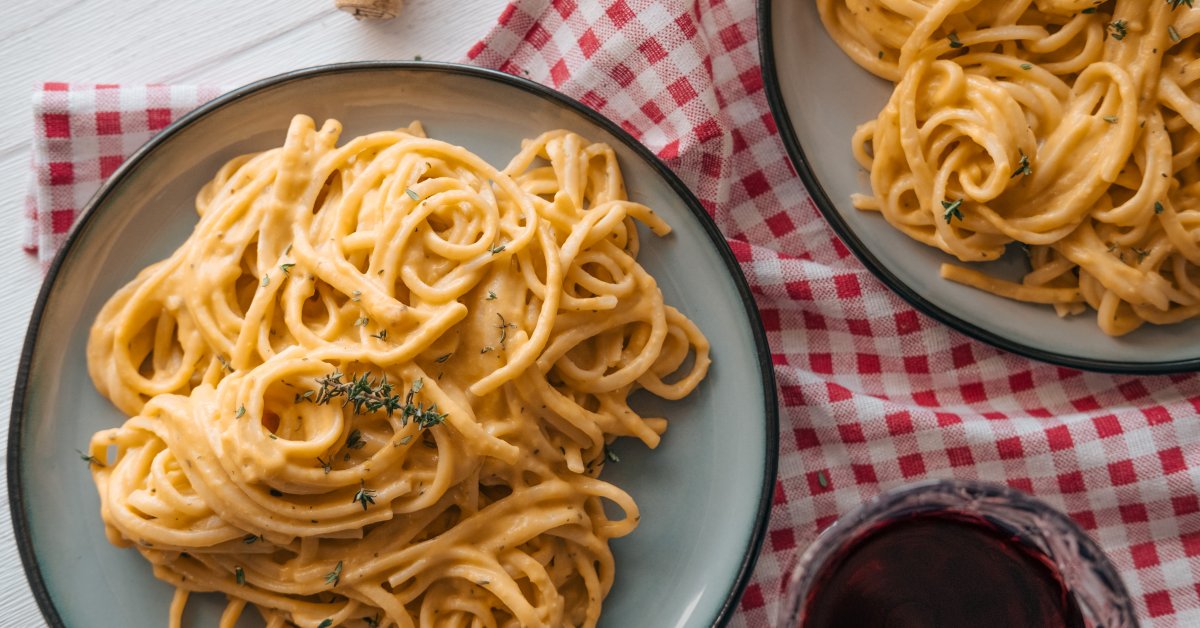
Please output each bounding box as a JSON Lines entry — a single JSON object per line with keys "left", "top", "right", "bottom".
{"left": 757, "top": 0, "right": 1198, "bottom": 374}
{"left": 8, "top": 61, "right": 779, "bottom": 628}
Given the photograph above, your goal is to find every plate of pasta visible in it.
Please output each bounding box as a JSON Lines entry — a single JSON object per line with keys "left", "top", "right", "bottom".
{"left": 8, "top": 62, "right": 776, "bottom": 628}
{"left": 761, "top": 0, "right": 1200, "bottom": 371}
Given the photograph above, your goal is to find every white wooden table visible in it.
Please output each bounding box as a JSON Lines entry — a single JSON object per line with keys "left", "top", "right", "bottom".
{"left": 0, "top": 1, "right": 503, "bottom": 624}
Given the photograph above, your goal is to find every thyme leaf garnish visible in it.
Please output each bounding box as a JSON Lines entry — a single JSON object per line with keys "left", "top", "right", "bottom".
{"left": 315, "top": 370, "right": 389, "bottom": 411}
{"left": 353, "top": 481, "right": 376, "bottom": 510}
{"left": 313, "top": 372, "right": 447, "bottom": 429}
{"left": 402, "top": 378, "right": 447, "bottom": 429}
{"left": 76, "top": 449, "right": 104, "bottom": 467}
{"left": 1109, "top": 20, "right": 1128, "bottom": 40}
{"left": 942, "top": 198, "right": 964, "bottom": 224}
{"left": 1010, "top": 151, "right": 1032, "bottom": 178}
{"left": 496, "top": 313, "right": 517, "bottom": 349}
{"left": 325, "top": 560, "right": 343, "bottom": 587}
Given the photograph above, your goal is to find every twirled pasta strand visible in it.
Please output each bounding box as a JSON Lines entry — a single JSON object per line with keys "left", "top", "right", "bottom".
{"left": 85, "top": 115, "right": 710, "bottom": 628}
{"left": 822, "top": 0, "right": 1200, "bottom": 335}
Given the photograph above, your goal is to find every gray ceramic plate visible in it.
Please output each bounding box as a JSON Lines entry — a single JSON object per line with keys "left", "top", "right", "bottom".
{"left": 760, "top": 0, "right": 1200, "bottom": 372}
{"left": 9, "top": 62, "right": 777, "bottom": 628}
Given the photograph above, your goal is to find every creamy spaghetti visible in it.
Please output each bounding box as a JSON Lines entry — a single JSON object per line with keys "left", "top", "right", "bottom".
{"left": 83, "top": 115, "right": 710, "bottom": 627}
{"left": 819, "top": 0, "right": 1200, "bottom": 335}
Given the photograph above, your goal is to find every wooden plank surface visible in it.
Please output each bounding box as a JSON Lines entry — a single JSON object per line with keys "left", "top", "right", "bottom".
{"left": 0, "top": 1, "right": 504, "bottom": 624}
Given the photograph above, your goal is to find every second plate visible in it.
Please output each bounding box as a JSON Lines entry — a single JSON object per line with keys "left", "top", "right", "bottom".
{"left": 760, "top": 0, "right": 1200, "bottom": 373}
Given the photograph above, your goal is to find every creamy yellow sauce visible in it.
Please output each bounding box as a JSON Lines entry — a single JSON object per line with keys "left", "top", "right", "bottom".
{"left": 84, "top": 115, "right": 710, "bottom": 628}
{"left": 821, "top": 0, "right": 1200, "bottom": 335}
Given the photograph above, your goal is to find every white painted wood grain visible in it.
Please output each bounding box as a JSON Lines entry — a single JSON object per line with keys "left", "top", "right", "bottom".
{"left": 0, "top": 1, "right": 504, "bottom": 625}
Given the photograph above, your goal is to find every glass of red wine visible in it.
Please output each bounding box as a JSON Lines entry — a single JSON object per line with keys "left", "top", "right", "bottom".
{"left": 779, "top": 479, "right": 1138, "bottom": 628}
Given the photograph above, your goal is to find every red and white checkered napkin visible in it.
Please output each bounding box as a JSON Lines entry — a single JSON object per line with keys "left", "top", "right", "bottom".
{"left": 23, "top": 83, "right": 228, "bottom": 260}
{"left": 22, "top": 0, "right": 1200, "bottom": 625}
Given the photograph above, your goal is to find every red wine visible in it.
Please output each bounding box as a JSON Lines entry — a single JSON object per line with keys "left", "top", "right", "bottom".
{"left": 800, "top": 514, "right": 1085, "bottom": 628}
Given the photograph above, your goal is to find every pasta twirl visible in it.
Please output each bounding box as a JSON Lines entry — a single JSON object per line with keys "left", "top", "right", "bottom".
{"left": 820, "top": 0, "right": 1200, "bottom": 335}
{"left": 84, "top": 115, "right": 710, "bottom": 628}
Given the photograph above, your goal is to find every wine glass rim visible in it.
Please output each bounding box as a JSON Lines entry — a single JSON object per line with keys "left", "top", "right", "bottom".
{"left": 781, "top": 478, "right": 1139, "bottom": 628}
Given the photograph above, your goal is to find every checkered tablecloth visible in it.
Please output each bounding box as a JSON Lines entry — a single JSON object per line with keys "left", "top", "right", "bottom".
{"left": 23, "top": 0, "right": 1200, "bottom": 625}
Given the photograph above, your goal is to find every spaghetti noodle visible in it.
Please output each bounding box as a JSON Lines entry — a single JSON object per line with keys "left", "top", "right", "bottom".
{"left": 83, "top": 115, "right": 710, "bottom": 627}
{"left": 819, "top": 0, "right": 1200, "bottom": 335}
